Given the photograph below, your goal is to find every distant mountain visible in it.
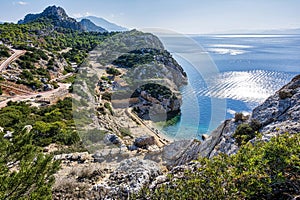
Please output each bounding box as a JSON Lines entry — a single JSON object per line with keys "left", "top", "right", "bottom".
{"left": 78, "top": 16, "right": 128, "bottom": 32}
{"left": 79, "top": 19, "right": 106, "bottom": 32}
{"left": 18, "top": 5, "right": 106, "bottom": 32}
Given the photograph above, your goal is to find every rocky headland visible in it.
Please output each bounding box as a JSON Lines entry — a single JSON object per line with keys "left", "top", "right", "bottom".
{"left": 52, "top": 71, "right": 300, "bottom": 199}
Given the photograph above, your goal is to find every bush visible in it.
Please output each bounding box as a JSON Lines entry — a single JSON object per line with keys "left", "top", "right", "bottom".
{"left": 119, "top": 127, "right": 133, "bottom": 138}
{"left": 102, "top": 92, "right": 112, "bottom": 101}
{"left": 233, "top": 123, "right": 255, "bottom": 146}
{"left": 135, "top": 133, "right": 300, "bottom": 200}
{"left": 106, "top": 67, "right": 121, "bottom": 76}
{"left": 279, "top": 90, "right": 293, "bottom": 99}
{"left": 104, "top": 102, "right": 113, "bottom": 115}
{"left": 233, "top": 119, "right": 261, "bottom": 146}
{"left": 0, "top": 129, "right": 60, "bottom": 199}
{"left": 234, "top": 112, "right": 244, "bottom": 122}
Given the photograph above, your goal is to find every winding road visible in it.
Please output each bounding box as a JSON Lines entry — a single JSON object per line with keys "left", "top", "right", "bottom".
{"left": 0, "top": 49, "right": 26, "bottom": 71}
{"left": 0, "top": 83, "right": 70, "bottom": 109}
{"left": 0, "top": 48, "right": 71, "bottom": 108}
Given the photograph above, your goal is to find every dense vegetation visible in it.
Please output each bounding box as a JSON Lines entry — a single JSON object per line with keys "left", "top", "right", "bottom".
{"left": 112, "top": 48, "right": 168, "bottom": 68}
{"left": 0, "top": 97, "right": 79, "bottom": 146}
{"left": 0, "top": 21, "right": 112, "bottom": 64}
{"left": 0, "top": 129, "right": 60, "bottom": 199}
{"left": 95, "top": 30, "right": 164, "bottom": 65}
{"left": 136, "top": 133, "right": 300, "bottom": 199}
{"left": 132, "top": 83, "right": 174, "bottom": 99}
{"left": 233, "top": 119, "right": 262, "bottom": 146}
{"left": 0, "top": 44, "right": 10, "bottom": 59}
{"left": 0, "top": 21, "right": 115, "bottom": 92}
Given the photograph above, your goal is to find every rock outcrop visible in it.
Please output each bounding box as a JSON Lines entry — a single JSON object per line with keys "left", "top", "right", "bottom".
{"left": 198, "top": 74, "right": 300, "bottom": 158}
{"left": 18, "top": 6, "right": 106, "bottom": 32}
{"left": 252, "top": 74, "right": 300, "bottom": 135}
{"left": 92, "top": 158, "right": 161, "bottom": 198}
{"left": 134, "top": 135, "right": 156, "bottom": 148}
{"left": 160, "top": 74, "right": 300, "bottom": 167}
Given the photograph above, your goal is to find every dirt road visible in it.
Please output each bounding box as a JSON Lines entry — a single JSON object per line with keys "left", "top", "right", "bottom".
{"left": 0, "top": 83, "right": 70, "bottom": 109}
{"left": 0, "top": 49, "right": 26, "bottom": 71}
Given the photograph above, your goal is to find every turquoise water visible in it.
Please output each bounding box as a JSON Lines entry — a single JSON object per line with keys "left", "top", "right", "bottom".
{"left": 157, "top": 34, "right": 300, "bottom": 140}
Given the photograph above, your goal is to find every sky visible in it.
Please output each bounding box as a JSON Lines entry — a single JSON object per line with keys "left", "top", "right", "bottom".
{"left": 0, "top": 0, "right": 299, "bottom": 34}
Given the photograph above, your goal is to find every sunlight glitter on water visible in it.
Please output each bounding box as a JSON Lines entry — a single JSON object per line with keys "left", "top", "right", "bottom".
{"left": 199, "top": 70, "right": 295, "bottom": 103}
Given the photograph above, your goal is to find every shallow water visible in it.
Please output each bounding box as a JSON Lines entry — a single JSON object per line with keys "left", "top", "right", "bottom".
{"left": 157, "top": 34, "right": 300, "bottom": 140}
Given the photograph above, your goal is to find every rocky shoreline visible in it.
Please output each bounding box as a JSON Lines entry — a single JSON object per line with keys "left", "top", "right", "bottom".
{"left": 51, "top": 73, "right": 300, "bottom": 199}
{"left": 49, "top": 28, "right": 300, "bottom": 199}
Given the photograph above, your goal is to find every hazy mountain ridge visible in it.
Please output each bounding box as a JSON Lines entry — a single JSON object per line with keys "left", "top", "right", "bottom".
{"left": 79, "top": 18, "right": 106, "bottom": 33}
{"left": 78, "top": 16, "right": 128, "bottom": 32}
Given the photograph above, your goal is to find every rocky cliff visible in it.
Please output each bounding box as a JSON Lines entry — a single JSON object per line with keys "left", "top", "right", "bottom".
{"left": 165, "top": 74, "right": 300, "bottom": 168}
{"left": 54, "top": 56, "right": 300, "bottom": 199}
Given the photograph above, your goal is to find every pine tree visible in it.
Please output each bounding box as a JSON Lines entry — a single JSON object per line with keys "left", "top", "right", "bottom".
{"left": 0, "top": 128, "right": 60, "bottom": 199}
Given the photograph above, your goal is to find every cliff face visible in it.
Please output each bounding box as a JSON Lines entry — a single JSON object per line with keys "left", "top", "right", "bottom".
{"left": 252, "top": 75, "right": 300, "bottom": 135}
{"left": 162, "top": 74, "right": 300, "bottom": 168}
{"left": 209, "top": 74, "right": 300, "bottom": 157}
{"left": 92, "top": 30, "right": 187, "bottom": 120}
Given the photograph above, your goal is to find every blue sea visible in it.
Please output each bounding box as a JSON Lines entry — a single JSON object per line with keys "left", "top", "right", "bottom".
{"left": 156, "top": 34, "right": 300, "bottom": 140}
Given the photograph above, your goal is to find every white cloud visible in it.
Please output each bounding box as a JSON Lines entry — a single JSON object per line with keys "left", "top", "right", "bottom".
{"left": 17, "top": 1, "right": 28, "bottom": 5}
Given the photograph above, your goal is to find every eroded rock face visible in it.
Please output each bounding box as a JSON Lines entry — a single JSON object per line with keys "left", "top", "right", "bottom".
{"left": 92, "top": 158, "right": 161, "bottom": 199}
{"left": 162, "top": 139, "right": 202, "bottom": 169}
{"left": 252, "top": 75, "right": 300, "bottom": 135}
{"left": 198, "top": 75, "right": 300, "bottom": 159}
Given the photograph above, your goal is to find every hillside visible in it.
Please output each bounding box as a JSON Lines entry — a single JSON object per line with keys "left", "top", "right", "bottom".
{"left": 1, "top": 4, "right": 299, "bottom": 200}
{"left": 0, "top": 5, "right": 189, "bottom": 199}
{"left": 18, "top": 5, "right": 106, "bottom": 32}
{"left": 79, "top": 19, "right": 106, "bottom": 32}
{"left": 133, "top": 74, "right": 300, "bottom": 200}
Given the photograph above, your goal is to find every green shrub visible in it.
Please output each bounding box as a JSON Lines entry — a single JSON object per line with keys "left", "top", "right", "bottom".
{"left": 233, "top": 119, "right": 262, "bottom": 146}
{"left": 233, "top": 123, "right": 255, "bottom": 146}
{"left": 279, "top": 90, "right": 293, "bottom": 99}
{"left": 119, "top": 127, "right": 133, "bottom": 138}
{"left": 0, "top": 129, "right": 60, "bottom": 199}
{"left": 106, "top": 67, "right": 121, "bottom": 76}
{"left": 135, "top": 133, "right": 300, "bottom": 200}
{"left": 102, "top": 92, "right": 112, "bottom": 101}
{"left": 104, "top": 102, "right": 113, "bottom": 115}
{"left": 234, "top": 112, "right": 244, "bottom": 122}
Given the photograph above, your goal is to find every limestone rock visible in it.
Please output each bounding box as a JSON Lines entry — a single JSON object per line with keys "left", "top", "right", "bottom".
{"left": 252, "top": 75, "right": 300, "bottom": 136}
{"left": 4, "top": 131, "right": 13, "bottom": 139}
{"left": 162, "top": 139, "right": 202, "bottom": 169}
{"left": 134, "top": 135, "right": 156, "bottom": 148}
{"left": 104, "top": 134, "right": 121, "bottom": 145}
{"left": 92, "top": 157, "right": 161, "bottom": 198}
